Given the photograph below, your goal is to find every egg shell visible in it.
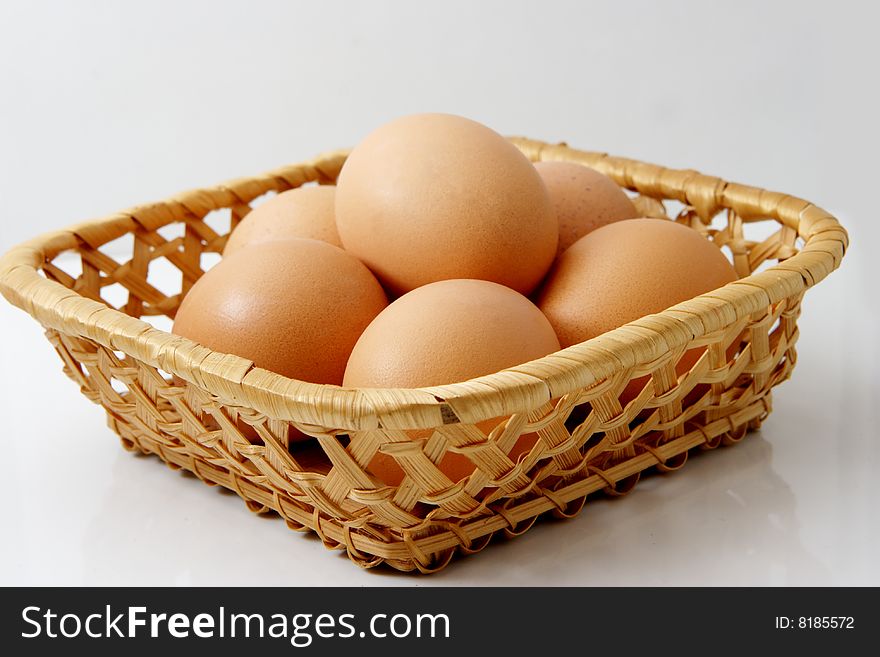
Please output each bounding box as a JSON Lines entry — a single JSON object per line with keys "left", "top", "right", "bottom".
{"left": 343, "top": 278, "right": 561, "bottom": 388}
{"left": 223, "top": 185, "right": 340, "bottom": 256}
{"left": 173, "top": 238, "right": 387, "bottom": 386}
{"left": 343, "top": 278, "right": 560, "bottom": 486}
{"left": 535, "top": 161, "right": 639, "bottom": 255}
{"left": 335, "top": 113, "right": 558, "bottom": 296}
{"left": 537, "top": 218, "right": 739, "bottom": 348}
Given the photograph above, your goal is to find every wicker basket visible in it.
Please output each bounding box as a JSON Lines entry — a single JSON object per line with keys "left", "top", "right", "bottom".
{"left": 0, "top": 138, "right": 847, "bottom": 573}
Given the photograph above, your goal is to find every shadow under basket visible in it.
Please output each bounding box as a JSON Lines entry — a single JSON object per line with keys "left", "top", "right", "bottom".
{"left": 0, "top": 138, "right": 847, "bottom": 573}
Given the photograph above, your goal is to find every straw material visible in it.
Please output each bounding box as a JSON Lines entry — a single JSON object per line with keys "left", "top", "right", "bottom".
{"left": 0, "top": 139, "right": 847, "bottom": 573}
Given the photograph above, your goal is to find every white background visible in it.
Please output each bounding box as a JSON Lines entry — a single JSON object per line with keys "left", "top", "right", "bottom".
{"left": 1, "top": 0, "right": 877, "bottom": 585}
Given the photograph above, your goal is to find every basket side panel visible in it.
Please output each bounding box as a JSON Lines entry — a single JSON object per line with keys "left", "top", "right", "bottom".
{"left": 38, "top": 280, "right": 799, "bottom": 571}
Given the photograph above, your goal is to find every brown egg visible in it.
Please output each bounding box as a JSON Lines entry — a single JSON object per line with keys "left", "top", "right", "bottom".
{"left": 335, "top": 113, "right": 558, "bottom": 296}
{"left": 535, "top": 161, "right": 638, "bottom": 255}
{"left": 344, "top": 279, "right": 561, "bottom": 485}
{"left": 538, "top": 218, "right": 738, "bottom": 347}
{"left": 173, "top": 238, "right": 387, "bottom": 385}
{"left": 538, "top": 218, "right": 738, "bottom": 405}
{"left": 344, "top": 279, "right": 560, "bottom": 388}
{"left": 223, "top": 185, "right": 340, "bottom": 256}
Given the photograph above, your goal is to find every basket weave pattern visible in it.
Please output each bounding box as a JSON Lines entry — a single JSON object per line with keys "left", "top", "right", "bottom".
{"left": 0, "top": 138, "right": 847, "bottom": 572}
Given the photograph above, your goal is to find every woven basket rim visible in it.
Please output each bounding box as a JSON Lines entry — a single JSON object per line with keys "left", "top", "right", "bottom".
{"left": 0, "top": 138, "right": 848, "bottom": 431}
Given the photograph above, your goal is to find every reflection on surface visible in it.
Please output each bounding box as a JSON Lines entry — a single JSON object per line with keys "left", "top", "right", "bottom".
{"left": 437, "top": 432, "right": 831, "bottom": 586}
{"left": 81, "top": 430, "right": 830, "bottom": 586}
